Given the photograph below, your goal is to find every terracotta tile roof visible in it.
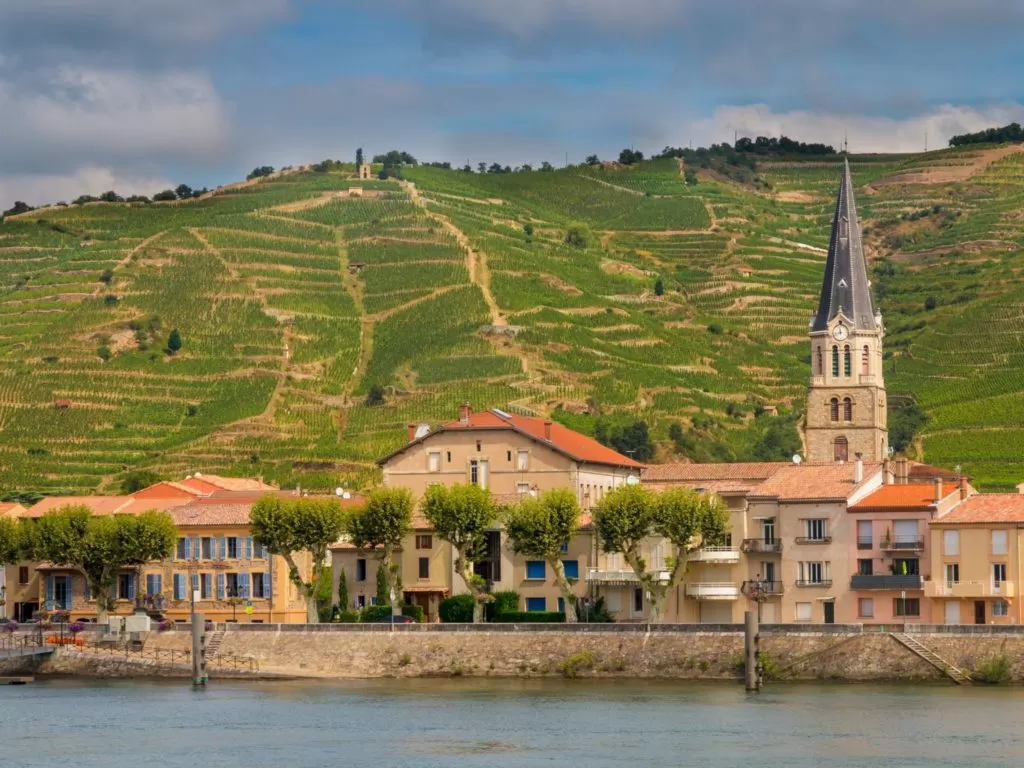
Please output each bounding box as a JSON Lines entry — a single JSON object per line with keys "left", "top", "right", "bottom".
{"left": 932, "top": 495, "right": 1024, "bottom": 525}
{"left": 0, "top": 502, "right": 25, "bottom": 517}
{"left": 170, "top": 502, "right": 254, "bottom": 527}
{"left": 908, "top": 462, "right": 963, "bottom": 481}
{"left": 133, "top": 482, "right": 206, "bottom": 500}
{"left": 378, "top": 408, "right": 642, "bottom": 469}
{"left": 750, "top": 462, "right": 881, "bottom": 502}
{"left": 22, "top": 496, "right": 133, "bottom": 518}
{"left": 849, "top": 483, "right": 956, "bottom": 513}
{"left": 642, "top": 462, "right": 787, "bottom": 482}
{"left": 114, "top": 497, "right": 193, "bottom": 516}
{"left": 179, "top": 474, "right": 277, "bottom": 493}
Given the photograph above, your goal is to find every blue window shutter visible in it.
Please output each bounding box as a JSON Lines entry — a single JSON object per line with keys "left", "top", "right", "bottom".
{"left": 154, "top": 574, "right": 162, "bottom": 595}
{"left": 562, "top": 560, "right": 579, "bottom": 580}
{"left": 182, "top": 537, "right": 191, "bottom": 559}
{"left": 191, "top": 573, "right": 199, "bottom": 594}
{"left": 193, "top": 537, "right": 201, "bottom": 560}
{"left": 239, "top": 573, "right": 250, "bottom": 599}
{"left": 558, "top": 597, "right": 565, "bottom": 613}
{"left": 526, "top": 560, "right": 545, "bottom": 579}
{"left": 203, "top": 574, "right": 212, "bottom": 598}
{"left": 220, "top": 537, "right": 227, "bottom": 560}
{"left": 216, "top": 573, "right": 225, "bottom": 599}
{"left": 128, "top": 576, "right": 136, "bottom": 600}
{"left": 246, "top": 537, "right": 253, "bottom": 560}
{"left": 65, "top": 576, "right": 73, "bottom": 609}
{"left": 173, "top": 574, "right": 181, "bottom": 600}
{"left": 45, "top": 575, "right": 54, "bottom": 604}
{"left": 263, "top": 571, "right": 272, "bottom": 599}
{"left": 526, "top": 597, "right": 545, "bottom": 612}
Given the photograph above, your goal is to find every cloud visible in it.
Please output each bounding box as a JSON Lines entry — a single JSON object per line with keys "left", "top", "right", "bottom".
{"left": 0, "top": 166, "right": 173, "bottom": 210}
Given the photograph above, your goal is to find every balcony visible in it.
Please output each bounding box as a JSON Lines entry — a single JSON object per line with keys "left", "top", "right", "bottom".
{"left": 856, "top": 537, "right": 873, "bottom": 550}
{"left": 741, "top": 580, "right": 784, "bottom": 598}
{"left": 587, "top": 568, "right": 672, "bottom": 585}
{"left": 926, "top": 581, "right": 1016, "bottom": 599}
{"left": 685, "top": 582, "right": 740, "bottom": 600}
{"left": 795, "top": 536, "right": 833, "bottom": 545}
{"left": 795, "top": 579, "right": 833, "bottom": 588}
{"left": 742, "top": 538, "right": 782, "bottom": 554}
{"left": 880, "top": 536, "right": 925, "bottom": 552}
{"left": 850, "top": 575, "right": 923, "bottom": 591}
{"left": 690, "top": 546, "right": 741, "bottom": 564}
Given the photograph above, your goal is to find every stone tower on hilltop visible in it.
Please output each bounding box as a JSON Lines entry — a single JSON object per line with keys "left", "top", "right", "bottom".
{"left": 805, "top": 159, "right": 888, "bottom": 463}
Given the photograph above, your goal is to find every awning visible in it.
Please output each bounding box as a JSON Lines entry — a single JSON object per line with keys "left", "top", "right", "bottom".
{"left": 402, "top": 587, "right": 449, "bottom": 594}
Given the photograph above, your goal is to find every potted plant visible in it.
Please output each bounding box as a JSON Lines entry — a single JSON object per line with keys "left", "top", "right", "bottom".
{"left": 68, "top": 620, "right": 85, "bottom": 646}
{"left": 882, "top": 528, "right": 892, "bottom": 549}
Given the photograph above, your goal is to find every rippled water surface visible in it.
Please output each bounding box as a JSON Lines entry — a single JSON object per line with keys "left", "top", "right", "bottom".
{"left": 3, "top": 678, "right": 1024, "bottom": 767}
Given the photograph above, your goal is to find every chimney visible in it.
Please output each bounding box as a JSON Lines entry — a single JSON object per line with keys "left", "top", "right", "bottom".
{"left": 960, "top": 475, "right": 968, "bottom": 501}
{"left": 543, "top": 419, "right": 553, "bottom": 441}
{"left": 407, "top": 422, "right": 417, "bottom": 442}
{"left": 458, "top": 402, "right": 472, "bottom": 423}
{"left": 854, "top": 453, "right": 863, "bottom": 484}
{"left": 934, "top": 477, "right": 943, "bottom": 503}
{"left": 895, "top": 457, "right": 909, "bottom": 485}
{"left": 882, "top": 457, "right": 891, "bottom": 486}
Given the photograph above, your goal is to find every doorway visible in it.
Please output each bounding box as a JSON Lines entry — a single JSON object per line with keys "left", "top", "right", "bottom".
{"left": 944, "top": 601, "right": 960, "bottom": 625}
{"left": 974, "top": 600, "right": 986, "bottom": 625}
{"left": 631, "top": 587, "right": 644, "bottom": 620}
{"left": 823, "top": 601, "right": 835, "bottom": 624}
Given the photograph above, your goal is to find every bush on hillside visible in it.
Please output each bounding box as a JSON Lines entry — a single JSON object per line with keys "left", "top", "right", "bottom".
{"left": 564, "top": 222, "right": 592, "bottom": 248}
{"left": 439, "top": 594, "right": 476, "bottom": 623}
{"left": 120, "top": 469, "right": 162, "bottom": 494}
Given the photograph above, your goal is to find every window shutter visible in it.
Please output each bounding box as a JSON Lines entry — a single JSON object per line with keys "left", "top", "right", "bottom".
{"left": 220, "top": 537, "right": 227, "bottom": 560}
{"left": 128, "top": 576, "right": 136, "bottom": 600}
{"left": 193, "top": 537, "right": 201, "bottom": 560}
{"left": 240, "top": 573, "right": 250, "bottom": 599}
{"left": 173, "top": 574, "right": 181, "bottom": 600}
{"left": 216, "top": 573, "right": 225, "bottom": 599}
{"left": 154, "top": 574, "right": 162, "bottom": 595}
{"left": 263, "top": 571, "right": 272, "bottom": 599}
{"left": 45, "top": 575, "right": 54, "bottom": 604}
{"left": 246, "top": 537, "right": 253, "bottom": 560}
{"left": 183, "top": 537, "right": 191, "bottom": 559}
{"left": 191, "top": 573, "right": 199, "bottom": 594}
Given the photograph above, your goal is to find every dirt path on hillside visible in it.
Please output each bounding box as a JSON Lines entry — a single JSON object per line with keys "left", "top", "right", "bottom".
{"left": 401, "top": 181, "right": 504, "bottom": 326}
{"left": 870, "top": 144, "right": 1024, "bottom": 187}
{"left": 91, "top": 230, "right": 168, "bottom": 296}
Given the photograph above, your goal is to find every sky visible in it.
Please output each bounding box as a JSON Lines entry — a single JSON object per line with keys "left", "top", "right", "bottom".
{"left": 2, "top": 0, "right": 1024, "bottom": 209}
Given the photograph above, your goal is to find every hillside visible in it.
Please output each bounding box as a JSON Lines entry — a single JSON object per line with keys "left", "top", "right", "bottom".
{"left": 1, "top": 146, "right": 1023, "bottom": 494}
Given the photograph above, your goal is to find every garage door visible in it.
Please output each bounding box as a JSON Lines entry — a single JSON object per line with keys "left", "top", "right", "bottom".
{"left": 699, "top": 601, "right": 733, "bottom": 624}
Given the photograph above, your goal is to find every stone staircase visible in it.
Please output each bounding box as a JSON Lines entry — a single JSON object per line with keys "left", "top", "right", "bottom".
{"left": 891, "top": 633, "right": 972, "bottom": 685}
{"left": 205, "top": 630, "right": 225, "bottom": 659}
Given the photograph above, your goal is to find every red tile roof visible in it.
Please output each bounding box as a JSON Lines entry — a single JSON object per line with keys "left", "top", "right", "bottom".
{"left": 849, "top": 483, "right": 955, "bottom": 513}
{"left": 642, "top": 462, "right": 786, "bottom": 483}
{"left": 750, "top": 462, "right": 881, "bottom": 502}
{"left": 932, "top": 495, "right": 1024, "bottom": 525}
{"left": 179, "top": 473, "right": 277, "bottom": 492}
{"left": 378, "top": 408, "right": 642, "bottom": 469}
{"left": 170, "top": 502, "right": 254, "bottom": 527}
{"left": 0, "top": 502, "right": 25, "bottom": 517}
{"left": 21, "top": 496, "right": 133, "bottom": 518}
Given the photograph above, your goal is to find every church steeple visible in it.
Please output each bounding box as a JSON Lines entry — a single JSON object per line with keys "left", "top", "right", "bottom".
{"left": 811, "top": 159, "right": 878, "bottom": 333}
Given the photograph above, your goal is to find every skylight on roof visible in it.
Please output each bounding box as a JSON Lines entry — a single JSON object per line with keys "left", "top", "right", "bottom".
{"left": 492, "top": 408, "right": 511, "bottom": 419}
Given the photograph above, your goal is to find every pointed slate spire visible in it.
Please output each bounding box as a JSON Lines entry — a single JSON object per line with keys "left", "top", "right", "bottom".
{"left": 811, "top": 159, "right": 878, "bottom": 332}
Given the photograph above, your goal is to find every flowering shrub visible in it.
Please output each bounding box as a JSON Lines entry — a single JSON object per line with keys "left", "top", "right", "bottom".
{"left": 158, "top": 619, "right": 174, "bottom": 632}
{"left": 4, "top": 621, "right": 17, "bottom": 634}
{"left": 68, "top": 621, "right": 84, "bottom": 635}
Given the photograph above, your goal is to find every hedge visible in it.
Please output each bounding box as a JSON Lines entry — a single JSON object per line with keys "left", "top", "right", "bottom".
{"left": 439, "top": 594, "right": 476, "bottom": 622}
{"left": 360, "top": 605, "right": 394, "bottom": 622}
{"left": 401, "top": 605, "right": 425, "bottom": 623}
{"left": 485, "top": 591, "right": 520, "bottom": 622}
{"left": 493, "top": 611, "right": 565, "bottom": 623}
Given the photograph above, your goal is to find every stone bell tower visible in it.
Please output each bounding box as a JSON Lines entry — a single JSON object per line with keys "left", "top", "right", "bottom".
{"left": 805, "top": 159, "right": 888, "bottom": 463}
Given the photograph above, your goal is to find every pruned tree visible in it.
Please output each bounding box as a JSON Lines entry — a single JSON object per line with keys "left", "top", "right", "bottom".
{"left": 347, "top": 488, "right": 412, "bottom": 616}
{"left": 593, "top": 485, "right": 728, "bottom": 623}
{"left": 0, "top": 515, "right": 23, "bottom": 568}
{"left": 250, "top": 495, "right": 348, "bottom": 623}
{"left": 421, "top": 483, "right": 496, "bottom": 623}
{"left": 504, "top": 488, "right": 582, "bottom": 621}
{"left": 24, "top": 506, "right": 176, "bottom": 622}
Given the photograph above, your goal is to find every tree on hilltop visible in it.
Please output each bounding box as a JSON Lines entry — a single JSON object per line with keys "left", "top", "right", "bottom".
{"left": 618, "top": 148, "right": 644, "bottom": 164}
{"left": 539, "top": 161, "right": 554, "bottom": 172}
{"left": 585, "top": 154, "right": 600, "bottom": 166}
{"left": 174, "top": 184, "right": 193, "bottom": 200}
{"left": 153, "top": 189, "right": 177, "bottom": 202}
{"left": 2, "top": 201, "right": 33, "bottom": 218}
{"left": 246, "top": 166, "right": 275, "bottom": 180}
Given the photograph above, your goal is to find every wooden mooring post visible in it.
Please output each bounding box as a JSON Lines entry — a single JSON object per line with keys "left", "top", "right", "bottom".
{"left": 744, "top": 610, "right": 762, "bottom": 692}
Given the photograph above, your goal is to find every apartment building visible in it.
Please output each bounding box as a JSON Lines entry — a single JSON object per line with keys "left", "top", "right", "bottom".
{"left": 928, "top": 494, "right": 1024, "bottom": 625}
{"left": 0, "top": 502, "right": 27, "bottom": 621}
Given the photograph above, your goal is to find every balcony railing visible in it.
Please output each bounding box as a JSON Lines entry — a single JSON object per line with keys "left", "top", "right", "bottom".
{"left": 795, "top": 536, "right": 832, "bottom": 545}
{"left": 742, "top": 538, "right": 782, "bottom": 554}
{"left": 587, "top": 568, "right": 672, "bottom": 585}
{"left": 690, "top": 546, "right": 741, "bottom": 564}
{"left": 880, "top": 536, "right": 925, "bottom": 552}
{"left": 685, "top": 582, "right": 740, "bottom": 600}
{"left": 850, "top": 575, "right": 923, "bottom": 591}
{"left": 856, "top": 536, "right": 873, "bottom": 550}
{"left": 926, "top": 580, "right": 1016, "bottom": 598}
{"left": 795, "top": 579, "right": 833, "bottom": 588}
{"left": 741, "top": 580, "right": 784, "bottom": 597}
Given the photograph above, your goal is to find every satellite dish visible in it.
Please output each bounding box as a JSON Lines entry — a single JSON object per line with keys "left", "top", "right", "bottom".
{"left": 792, "top": 454, "right": 802, "bottom": 465}
{"left": 626, "top": 475, "right": 639, "bottom": 486}
{"left": 335, "top": 487, "right": 344, "bottom": 496}
{"left": 342, "top": 491, "right": 351, "bottom": 500}
{"left": 194, "top": 471, "right": 202, "bottom": 477}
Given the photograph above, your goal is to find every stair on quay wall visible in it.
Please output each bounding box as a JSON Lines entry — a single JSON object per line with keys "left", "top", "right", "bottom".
{"left": 205, "top": 630, "right": 225, "bottom": 659}
{"left": 891, "top": 633, "right": 972, "bottom": 685}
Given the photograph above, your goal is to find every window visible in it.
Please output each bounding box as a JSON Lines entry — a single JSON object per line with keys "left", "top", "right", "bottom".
{"left": 517, "top": 482, "right": 531, "bottom": 495}
{"left": 795, "top": 602, "right": 812, "bottom": 621}
{"left": 18, "top": 566, "right": 29, "bottom": 584}
{"left": 173, "top": 574, "right": 186, "bottom": 600}
{"left": 843, "top": 345, "right": 851, "bottom": 376}
{"left": 562, "top": 560, "right": 579, "bottom": 580}
{"left": 416, "top": 535, "right": 433, "bottom": 550}
{"left": 804, "top": 519, "right": 828, "bottom": 541}
{"left": 526, "top": 597, "right": 546, "bottom": 612}
{"left": 428, "top": 452, "right": 441, "bottom": 472}
{"left": 843, "top": 397, "right": 852, "bottom": 422}
{"left": 861, "top": 345, "right": 870, "bottom": 375}
{"left": 517, "top": 450, "right": 529, "bottom": 470}
{"left": 252, "top": 572, "right": 269, "bottom": 598}
{"left": 798, "top": 561, "right": 830, "bottom": 585}
{"left": 201, "top": 537, "right": 213, "bottom": 560}
{"left": 558, "top": 597, "right": 565, "bottom": 613}
{"left": 117, "top": 573, "right": 135, "bottom": 601}
{"left": 469, "top": 459, "right": 489, "bottom": 489}
{"left": 201, "top": 574, "right": 212, "bottom": 600}
{"left": 356, "top": 559, "right": 367, "bottom": 582}
{"left": 992, "top": 530, "right": 1008, "bottom": 556}
{"left": 830, "top": 398, "right": 840, "bottom": 422}
{"left": 893, "top": 598, "right": 920, "bottom": 617}
{"left": 993, "top": 563, "right": 1007, "bottom": 586}
{"left": 253, "top": 540, "right": 266, "bottom": 560}
{"left": 943, "top": 530, "right": 959, "bottom": 556}
{"left": 857, "top": 520, "right": 872, "bottom": 549}
{"left": 226, "top": 537, "right": 239, "bottom": 559}
{"left": 418, "top": 557, "right": 430, "bottom": 580}
{"left": 633, "top": 587, "right": 644, "bottom": 613}
{"left": 506, "top": 450, "right": 512, "bottom": 462}
{"left": 893, "top": 558, "right": 919, "bottom": 576}
{"left": 226, "top": 573, "right": 240, "bottom": 598}
{"left": 833, "top": 437, "right": 848, "bottom": 462}
{"left": 559, "top": 541, "right": 569, "bottom": 554}
{"left": 944, "top": 563, "right": 959, "bottom": 585}
{"left": 857, "top": 559, "right": 873, "bottom": 576}
{"left": 525, "top": 560, "right": 546, "bottom": 580}
{"left": 145, "top": 573, "right": 162, "bottom": 597}
{"left": 893, "top": 520, "right": 919, "bottom": 547}
{"left": 446, "top": 451, "right": 451, "bottom": 463}
{"left": 832, "top": 346, "right": 839, "bottom": 377}
{"left": 475, "top": 440, "right": 482, "bottom": 452}
{"left": 816, "top": 348, "right": 823, "bottom": 375}
{"left": 176, "top": 538, "right": 188, "bottom": 559}
{"left": 858, "top": 598, "right": 874, "bottom": 618}
{"left": 993, "top": 600, "right": 1009, "bottom": 617}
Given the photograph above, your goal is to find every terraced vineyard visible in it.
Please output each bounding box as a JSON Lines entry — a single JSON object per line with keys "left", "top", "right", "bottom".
{"left": 2, "top": 146, "right": 1024, "bottom": 492}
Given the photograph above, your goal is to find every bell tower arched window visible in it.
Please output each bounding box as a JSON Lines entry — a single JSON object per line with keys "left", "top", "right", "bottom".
{"left": 861, "top": 345, "right": 870, "bottom": 375}
{"left": 834, "top": 437, "right": 849, "bottom": 463}
{"left": 843, "top": 397, "right": 852, "bottom": 422}
{"left": 816, "top": 348, "right": 823, "bottom": 376}
{"left": 830, "top": 398, "right": 839, "bottom": 422}
{"left": 832, "top": 346, "right": 839, "bottom": 377}
{"left": 843, "top": 345, "right": 852, "bottom": 377}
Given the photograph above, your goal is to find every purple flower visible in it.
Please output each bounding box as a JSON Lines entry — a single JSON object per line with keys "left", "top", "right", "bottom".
{"left": 68, "top": 621, "right": 84, "bottom": 635}
{"left": 4, "top": 621, "right": 17, "bottom": 634}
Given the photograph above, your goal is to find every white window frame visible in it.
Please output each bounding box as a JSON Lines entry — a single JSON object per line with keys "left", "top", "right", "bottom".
{"left": 427, "top": 451, "right": 441, "bottom": 473}
{"left": 993, "top": 563, "right": 1007, "bottom": 586}
{"left": 944, "top": 562, "right": 959, "bottom": 586}
{"left": 795, "top": 602, "right": 812, "bottom": 621}
{"left": 993, "top": 600, "right": 1009, "bottom": 617}
{"left": 858, "top": 598, "right": 874, "bottom": 618}
{"left": 516, "top": 450, "right": 529, "bottom": 471}
{"left": 943, "top": 530, "right": 959, "bottom": 556}
{"left": 804, "top": 519, "right": 827, "bottom": 541}
{"left": 992, "top": 530, "right": 1008, "bottom": 556}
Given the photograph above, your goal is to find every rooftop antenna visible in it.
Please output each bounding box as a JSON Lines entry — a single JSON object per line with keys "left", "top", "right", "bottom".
{"left": 844, "top": 131, "right": 848, "bottom": 154}
{"left": 924, "top": 130, "right": 928, "bottom": 153}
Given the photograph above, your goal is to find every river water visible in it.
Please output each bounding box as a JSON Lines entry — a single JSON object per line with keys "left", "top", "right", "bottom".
{"left": 3, "top": 678, "right": 1024, "bottom": 767}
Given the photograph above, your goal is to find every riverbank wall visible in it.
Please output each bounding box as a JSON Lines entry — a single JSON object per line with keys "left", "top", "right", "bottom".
{"left": 13, "top": 624, "right": 1024, "bottom": 682}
